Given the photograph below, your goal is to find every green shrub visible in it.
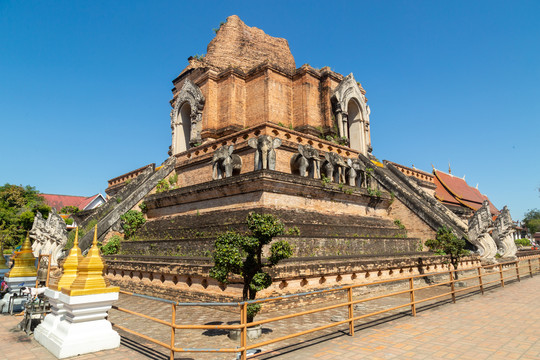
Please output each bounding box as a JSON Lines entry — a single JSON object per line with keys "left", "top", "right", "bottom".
{"left": 120, "top": 210, "right": 146, "bottom": 239}
{"left": 101, "top": 235, "right": 121, "bottom": 255}
{"left": 425, "top": 226, "right": 469, "bottom": 276}
{"left": 515, "top": 238, "right": 531, "bottom": 247}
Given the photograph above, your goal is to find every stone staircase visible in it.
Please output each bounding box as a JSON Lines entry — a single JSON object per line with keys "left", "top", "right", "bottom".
{"left": 75, "top": 157, "right": 176, "bottom": 252}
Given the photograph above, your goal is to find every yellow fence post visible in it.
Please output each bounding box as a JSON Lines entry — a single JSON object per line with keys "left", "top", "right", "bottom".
{"left": 529, "top": 259, "right": 533, "bottom": 277}
{"left": 241, "top": 302, "right": 247, "bottom": 360}
{"left": 499, "top": 264, "right": 505, "bottom": 287}
{"left": 170, "top": 303, "right": 176, "bottom": 360}
{"left": 515, "top": 261, "right": 520, "bottom": 282}
{"left": 477, "top": 267, "right": 484, "bottom": 295}
{"left": 347, "top": 287, "right": 354, "bottom": 336}
{"left": 409, "top": 277, "right": 416, "bottom": 316}
{"left": 449, "top": 270, "right": 456, "bottom": 303}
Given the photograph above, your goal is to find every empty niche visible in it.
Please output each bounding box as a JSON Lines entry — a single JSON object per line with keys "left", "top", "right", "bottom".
{"left": 173, "top": 275, "right": 179, "bottom": 285}
{"left": 300, "top": 278, "right": 308, "bottom": 287}
{"left": 219, "top": 283, "right": 227, "bottom": 291}
{"left": 351, "top": 273, "right": 357, "bottom": 280}
{"left": 121, "top": 270, "right": 125, "bottom": 277}
{"left": 148, "top": 273, "right": 154, "bottom": 281}
{"left": 377, "top": 270, "right": 382, "bottom": 277}
{"left": 399, "top": 269, "right": 404, "bottom": 274}
{"left": 186, "top": 277, "right": 192, "bottom": 287}
{"left": 129, "top": 271, "right": 133, "bottom": 279}
{"left": 279, "top": 280, "right": 288, "bottom": 289}
{"left": 138, "top": 272, "right": 143, "bottom": 280}
{"left": 336, "top": 275, "right": 342, "bottom": 283}
{"left": 365, "top": 272, "right": 370, "bottom": 278}
{"left": 409, "top": 267, "right": 414, "bottom": 273}
{"left": 272, "top": 129, "right": 279, "bottom": 136}
{"left": 112, "top": 269, "right": 116, "bottom": 276}
{"left": 201, "top": 279, "right": 208, "bottom": 289}
{"left": 388, "top": 269, "right": 393, "bottom": 276}
{"left": 160, "top": 274, "right": 165, "bottom": 283}
{"left": 319, "top": 277, "right": 326, "bottom": 284}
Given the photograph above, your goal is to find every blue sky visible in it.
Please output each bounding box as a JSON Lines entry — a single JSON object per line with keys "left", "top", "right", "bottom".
{"left": 1, "top": 1, "right": 538, "bottom": 220}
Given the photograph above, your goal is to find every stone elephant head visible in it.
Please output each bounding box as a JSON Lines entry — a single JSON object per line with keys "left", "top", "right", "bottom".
{"left": 248, "top": 135, "right": 282, "bottom": 170}
{"left": 212, "top": 145, "right": 242, "bottom": 180}
{"left": 290, "top": 144, "right": 320, "bottom": 178}
{"left": 323, "top": 152, "right": 347, "bottom": 183}
{"left": 346, "top": 158, "right": 365, "bottom": 187}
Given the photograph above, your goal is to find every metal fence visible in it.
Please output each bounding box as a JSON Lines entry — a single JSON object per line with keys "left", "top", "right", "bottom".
{"left": 110, "top": 254, "right": 540, "bottom": 360}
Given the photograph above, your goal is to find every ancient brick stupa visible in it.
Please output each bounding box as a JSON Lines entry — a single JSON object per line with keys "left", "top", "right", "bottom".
{"left": 83, "top": 15, "right": 472, "bottom": 303}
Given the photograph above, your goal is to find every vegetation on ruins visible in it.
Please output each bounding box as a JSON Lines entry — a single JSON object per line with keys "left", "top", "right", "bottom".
{"left": 65, "top": 219, "right": 97, "bottom": 250}
{"left": 100, "top": 234, "right": 121, "bottom": 255}
{"left": 156, "top": 172, "right": 179, "bottom": 193}
{"left": 425, "top": 226, "right": 469, "bottom": 278}
{"left": 0, "top": 184, "right": 50, "bottom": 254}
{"left": 120, "top": 210, "right": 146, "bottom": 239}
{"left": 523, "top": 208, "right": 540, "bottom": 236}
{"left": 209, "top": 213, "right": 293, "bottom": 322}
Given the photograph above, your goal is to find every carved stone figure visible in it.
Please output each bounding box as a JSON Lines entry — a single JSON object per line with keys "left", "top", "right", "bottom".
{"left": 323, "top": 152, "right": 348, "bottom": 183}
{"left": 493, "top": 206, "right": 517, "bottom": 259}
{"left": 346, "top": 158, "right": 365, "bottom": 187}
{"left": 248, "top": 135, "right": 282, "bottom": 171}
{"left": 29, "top": 208, "right": 68, "bottom": 267}
{"left": 212, "top": 145, "right": 242, "bottom": 180}
{"left": 467, "top": 201, "right": 498, "bottom": 262}
{"left": 290, "top": 144, "right": 320, "bottom": 178}
{"left": 30, "top": 212, "right": 47, "bottom": 257}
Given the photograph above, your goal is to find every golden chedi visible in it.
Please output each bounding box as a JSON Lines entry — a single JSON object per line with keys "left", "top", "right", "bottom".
{"left": 62, "top": 226, "right": 119, "bottom": 296}
{"left": 7, "top": 233, "right": 37, "bottom": 278}
{"left": 50, "top": 228, "right": 83, "bottom": 291}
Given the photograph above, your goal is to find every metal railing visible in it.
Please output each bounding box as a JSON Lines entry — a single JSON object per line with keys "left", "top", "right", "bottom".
{"left": 111, "top": 254, "right": 540, "bottom": 360}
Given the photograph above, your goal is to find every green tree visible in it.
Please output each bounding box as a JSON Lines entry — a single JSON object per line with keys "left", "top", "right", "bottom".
{"left": 60, "top": 205, "right": 80, "bottom": 214}
{"left": 209, "top": 213, "right": 293, "bottom": 322}
{"left": 523, "top": 209, "right": 540, "bottom": 236}
{"left": 120, "top": 210, "right": 146, "bottom": 239}
{"left": 0, "top": 184, "right": 50, "bottom": 253}
{"left": 425, "top": 226, "right": 469, "bottom": 279}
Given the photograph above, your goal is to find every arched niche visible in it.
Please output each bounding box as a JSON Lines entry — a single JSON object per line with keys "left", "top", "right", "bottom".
{"left": 331, "top": 74, "right": 371, "bottom": 155}
{"left": 347, "top": 99, "right": 364, "bottom": 151}
{"left": 170, "top": 80, "right": 205, "bottom": 155}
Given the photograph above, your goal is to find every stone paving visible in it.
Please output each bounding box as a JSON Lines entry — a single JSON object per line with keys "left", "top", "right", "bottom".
{"left": 1, "top": 263, "right": 539, "bottom": 360}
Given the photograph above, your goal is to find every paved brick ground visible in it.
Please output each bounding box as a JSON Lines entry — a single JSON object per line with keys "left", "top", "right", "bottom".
{"left": 1, "top": 265, "right": 539, "bottom": 360}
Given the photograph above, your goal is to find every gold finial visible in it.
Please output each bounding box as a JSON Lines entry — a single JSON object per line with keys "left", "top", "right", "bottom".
{"left": 52, "top": 227, "right": 82, "bottom": 291}
{"left": 6, "top": 233, "right": 37, "bottom": 278}
{"left": 62, "top": 225, "right": 119, "bottom": 296}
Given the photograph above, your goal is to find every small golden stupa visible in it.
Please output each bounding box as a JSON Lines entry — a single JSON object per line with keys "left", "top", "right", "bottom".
{"left": 62, "top": 225, "right": 119, "bottom": 296}
{"left": 6, "top": 233, "right": 37, "bottom": 278}
{"left": 50, "top": 228, "right": 83, "bottom": 291}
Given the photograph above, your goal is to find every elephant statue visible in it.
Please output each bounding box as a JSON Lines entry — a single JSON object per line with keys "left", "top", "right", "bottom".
{"left": 290, "top": 144, "right": 320, "bottom": 178}
{"left": 248, "top": 135, "right": 282, "bottom": 170}
{"left": 346, "top": 158, "right": 365, "bottom": 187}
{"left": 323, "top": 152, "right": 347, "bottom": 183}
{"left": 212, "top": 145, "right": 242, "bottom": 180}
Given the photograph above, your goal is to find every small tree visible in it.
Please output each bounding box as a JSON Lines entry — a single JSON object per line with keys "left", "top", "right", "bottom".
{"left": 523, "top": 209, "right": 540, "bottom": 236}
{"left": 425, "top": 226, "right": 469, "bottom": 279}
{"left": 60, "top": 205, "right": 80, "bottom": 214}
{"left": 120, "top": 210, "right": 146, "bottom": 239}
{"left": 209, "top": 213, "right": 293, "bottom": 322}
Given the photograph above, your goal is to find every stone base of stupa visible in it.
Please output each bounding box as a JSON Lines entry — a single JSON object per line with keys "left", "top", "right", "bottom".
{"left": 34, "top": 289, "right": 64, "bottom": 342}
{"left": 38, "top": 291, "right": 120, "bottom": 359}
{"left": 0, "top": 276, "right": 36, "bottom": 313}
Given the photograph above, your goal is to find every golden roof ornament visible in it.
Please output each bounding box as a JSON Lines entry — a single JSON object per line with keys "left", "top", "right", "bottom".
{"left": 6, "top": 233, "right": 37, "bottom": 278}
{"left": 62, "top": 225, "right": 119, "bottom": 296}
{"left": 51, "top": 227, "right": 83, "bottom": 291}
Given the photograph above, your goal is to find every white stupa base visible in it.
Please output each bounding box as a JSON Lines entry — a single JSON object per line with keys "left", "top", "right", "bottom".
{"left": 4, "top": 276, "right": 37, "bottom": 291}
{"left": 34, "top": 289, "right": 64, "bottom": 342}
{"left": 39, "top": 291, "right": 120, "bottom": 359}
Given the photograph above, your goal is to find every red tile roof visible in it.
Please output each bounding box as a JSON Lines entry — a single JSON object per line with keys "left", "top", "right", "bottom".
{"left": 433, "top": 170, "right": 499, "bottom": 215}
{"left": 40, "top": 194, "right": 102, "bottom": 212}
